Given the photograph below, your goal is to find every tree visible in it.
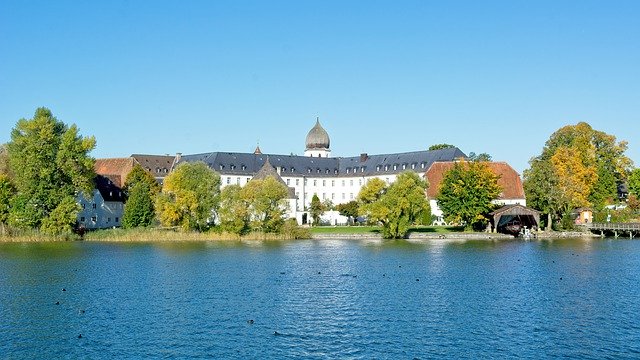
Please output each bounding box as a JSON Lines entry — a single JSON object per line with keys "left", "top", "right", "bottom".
{"left": 468, "top": 152, "right": 492, "bottom": 162}
{"left": 40, "top": 196, "right": 80, "bottom": 235}
{"left": 429, "top": 144, "right": 455, "bottom": 151}
{"left": 309, "top": 194, "right": 324, "bottom": 225}
{"left": 122, "top": 164, "right": 160, "bottom": 228}
{"left": 155, "top": 162, "right": 220, "bottom": 231}
{"left": 524, "top": 122, "right": 631, "bottom": 228}
{"left": 628, "top": 168, "right": 640, "bottom": 197}
{"left": 0, "top": 175, "right": 16, "bottom": 234}
{"left": 436, "top": 160, "right": 501, "bottom": 230}
{"left": 7, "top": 108, "right": 95, "bottom": 233}
{"left": 218, "top": 185, "right": 249, "bottom": 235}
{"left": 336, "top": 200, "right": 359, "bottom": 222}
{"left": 358, "top": 172, "right": 430, "bottom": 239}
{"left": 122, "top": 182, "right": 155, "bottom": 228}
{"left": 241, "top": 176, "right": 289, "bottom": 233}
{"left": 357, "top": 178, "right": 387, "bottom": 205}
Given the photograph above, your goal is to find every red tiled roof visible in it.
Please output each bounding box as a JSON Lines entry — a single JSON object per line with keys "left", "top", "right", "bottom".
{"left": 425, "top": 161, "right": 525, "bottom": 200}
{"left": 94, "top": 158, "right": 135, "bottom": 188}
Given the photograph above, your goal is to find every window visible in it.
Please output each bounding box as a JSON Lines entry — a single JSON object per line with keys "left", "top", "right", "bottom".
{"left": 402, "top": 164, "right": 406, "bottom": 170}
{"left": 82, "top": 204, "right": 86, "bottom": 209}
{"left": 359, "top": 179, "right": 362, "bottom": 186}
{"left": 350, "top": 193, "right": 354, "bottom": 200}
{"left": 332, "top": 193, "right": 335, "bottom": 200}
{"left": 331, "top": 180, "right": 335, "bottom": 187}
{"left": 342, "top": 180, "right": 346, "bottom": 186}
{"left": 421, "top": 163, "right": 425, "bottom": 169}
{"left": 361, "top": 167, "right": 365, "bottom": 173}
{"left": 322, "top": 180, "right": 326, "bottom": 186}
{"left": 236, "top": 177, "right": 240, "bottom": 185}
{"left": 322, "top": 193, "right": 326, "bottom": 200}
{"left": 304, "top": 192, "right": 308, "bottom": 199}
{"left": 317, "top": 169, "right": 321, "bottom": 174}
{"left": 92, "top": 203, "right": 96, "bottom": 209}
{"left": 412, "top": 164, "right": 416, "bottom": 169}
{"left": 247, "top": 177, "right": 251, "bottom": 183}
{"left": 346, "top": 168, "right": 350, "bottom": 174}
{"left": 107, "top": 217, "right": 111, "bottom": 223}
{"left": 350, "top": 180, "right": 354, "bottom": 186}
{"left": 308, "top": 168, "right": 312, "bottom": 173}
{"left": 281, "top": 167, "right": 286, "bottom": 172}
{"left": 286, "top": 179, "right": 290, "bottom": 185}
{"left": 291, "top": 167, "right": 295, "bottom": 173}
{"left": 386, "top": 177, "right": 390, "bottom": 183}
{"left": 313, "top": 180, "right": 317, "bottom": 186}
{"left": 296, "top": 179, "right": 300, "bottom": 186}
{"left": 156, "top": 167, "right": 160, "bottom": 173}
{"left": 219, "top": 165, "right": 224, "bottom": 170}
{"left": 376, "top": 165, "right": 381, "bottom": 171}
{"left": 230, "top": 165, "right": 235, "bottom": 170}
{"left": 115, "top": 217, "right": 119, "bottom": 223}
{"left": 241, "top": 165, "right": 246, "bottom": 171}
{"left": 91, "top": 216, "right": 97, "bottom": 222}
{"left": 393, "top": 165, "right": 397, "bottom": 171}
{"left": 80, "top": 217, "right": 85, "bottom": 222}
{"left": 226, "top": 177, "right": 231, "bottom": 184}
{"left": 304, "top": 179, "right": 308, "bottom": 185}
{"left": 385, "top": 165, "right": 389, "bottom": 171}
{"left": 342, "top": 193, "right": 346, "bottom": 200}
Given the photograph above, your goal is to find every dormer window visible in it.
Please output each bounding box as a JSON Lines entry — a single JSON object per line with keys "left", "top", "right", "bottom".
{"left": 402, "top": 164, "right": 406, "bottom": 170}
{"left": 384, "top": 165, "right": 389, "bottom": 171}
{"left": 282, "top": 167, "right": 286, "bottom": 172}
{"left": 219, "top": 165, "right": 224, "bottom": 170}
{"left": 317, "top": 168, "right": 321, "bottom": 173}
{"left": 393, "top": 165, "right": 397, "bottom": 171}
{"left": 421, "top": 163, "right": 425, "bottom": 169}
{"left": 346, "top": 168, "right": 350, "bottom": 174}
{"left": 291, "top": 167, "right": 295, "bottom": 172}
{"left": 230, "top": 165, "right": 236, "bottom": 170}
{"left": 241, "top": 165, "right": 246, "bottom": 171}
{"left": 411, "top": 163, "right": 416, "bottom": 169}
{"left": 326, "top": 169, "right": 330, "bottom": 174}
{"left": 361, "top": 167, "right": 365, "bottom": 173}
{"left": 308, "top": 168, "right": 312, "bottom": 173}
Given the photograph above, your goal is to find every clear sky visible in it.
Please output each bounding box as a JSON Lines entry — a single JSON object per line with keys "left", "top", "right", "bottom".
{"left": 1, "top": 1, "right": 638, "bottom": 173}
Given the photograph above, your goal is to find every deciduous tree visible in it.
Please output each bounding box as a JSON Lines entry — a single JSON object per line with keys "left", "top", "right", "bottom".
{"left": 437, "top": 161, "right": 501, "bottom": 230}
{"left": 0, "top": 175, "right": 16, "bottom": 234}
{"left": 241, "top": 176, "right": 289, "bottom": 233}
{"left": 218, "top": 185, "right": 249, "bottom": 235}
{"left": 155, "top": 162, "right": 220, "bottom": 231}
{"left": 309, "top": 194, "right": 324, "bottom": 225}
{"left": 7, "top": 108, "right": 95, "bottom": 233}
{"left": 122, "top": 164, "right": 160, "bottom": 228}
{"left": 358, "top": 172, "right": 430, "bottom": 239}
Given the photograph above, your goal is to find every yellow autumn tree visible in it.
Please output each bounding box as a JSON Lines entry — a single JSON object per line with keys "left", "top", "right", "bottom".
{"left": 551, "top": 146, "right": 598, "bottom": 211}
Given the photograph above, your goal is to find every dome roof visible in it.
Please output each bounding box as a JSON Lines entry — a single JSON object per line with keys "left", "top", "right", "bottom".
{"left": 305, "top": 119, "right": 330, "bottom": 150}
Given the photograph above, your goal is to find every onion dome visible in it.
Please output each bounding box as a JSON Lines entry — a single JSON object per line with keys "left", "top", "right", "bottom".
{"left": 305, "top": 118, "right": 330, "bottom": 150}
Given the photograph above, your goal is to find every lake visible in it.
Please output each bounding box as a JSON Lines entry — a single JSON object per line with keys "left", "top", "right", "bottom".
{"left": 1, "top": 238, "right": 640, "bottom": 359}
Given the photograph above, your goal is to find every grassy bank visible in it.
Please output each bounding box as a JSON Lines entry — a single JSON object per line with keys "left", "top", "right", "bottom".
{"left": 83, "top": 226, "right": 311, "bottom": 242}
{"left": 309, "top": 225, "right": 465, "bottom": 235}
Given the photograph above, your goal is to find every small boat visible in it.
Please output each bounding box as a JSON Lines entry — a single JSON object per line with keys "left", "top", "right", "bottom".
{"left": 503, "top": 220, "right": 522, "bottom": 236}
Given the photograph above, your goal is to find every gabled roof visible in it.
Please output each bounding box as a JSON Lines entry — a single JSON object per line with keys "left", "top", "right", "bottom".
{"left": 425, "top": 161, "right": 525, "bottom": 200}
{"left": 131, "top": 154, "right": 177, "bottom": 177}
{"left": 95, "top": 175, "right": 125, "bottom": 202}
{"left": 251, "top": 158, "right": 296, "bottom": 199}
{"left": 489, "top": 204, "right": 540, "bottom": 217}
{"left": 94, "top": 158, "right": 135, "bottom": 188}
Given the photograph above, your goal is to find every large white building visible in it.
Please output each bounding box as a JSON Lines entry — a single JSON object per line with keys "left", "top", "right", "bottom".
{"left": 176, "top": 120, "right": 466, "bottom": 224}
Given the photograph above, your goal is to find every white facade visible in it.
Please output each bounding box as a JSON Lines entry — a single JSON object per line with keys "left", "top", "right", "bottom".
{"left": 77, "top": 190, "right": 124, "bottom": 230}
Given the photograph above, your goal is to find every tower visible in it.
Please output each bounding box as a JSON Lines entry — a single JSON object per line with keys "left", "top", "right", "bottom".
{"left": 304, "top": 118, "right": 331, "bottom": 158}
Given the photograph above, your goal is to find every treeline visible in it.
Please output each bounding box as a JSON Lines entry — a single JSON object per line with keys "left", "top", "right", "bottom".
{"left": 0, "top": 108, "right": 306, "bottom": 239}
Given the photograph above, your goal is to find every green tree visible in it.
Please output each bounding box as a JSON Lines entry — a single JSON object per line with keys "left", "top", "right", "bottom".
{"left": 218, "top": 184, "right": 249, "bottom": 235}
{"left": 122, "top": 164, "right": 160, "bottom": 228}
{"left": 155, "top": 162, "right": 221, "bottom": 231}
{"left": 357, "top": 178, "right": 387, "bottom": 205}
{"left": 310, "top": 194, "right": 324, "bottom": 225}
{"left": 428, "top": 144, "right": 455, "bottom": 151}
{"left": 628, "top": 168, "right": 640, "bottom": 197}
{"left": 241, "top": 176, "right": 289, "bottom": 233}
{"left": 523, "top": 158, "right": 562, "bottom": 230}
{"left": 437, "top": 161, "right": 501, "bottom": 230}
{"left": 122, "top": 182, "right": 155, "bottom": 228}
{"left": 336, "top": 200, "right": 359, "bottom": 222}
{"left": 358, "top": 172, "right": 430, "bottom": 239}
{"left": 7, "top": 108, "right": 95, "bottom": 233}
{"left": 0, "top": 175, "right": 16, "bottom": 234}
{"left": 468, "top": 152, "right": 492, "bottom": 162}
{"left": 40, "top": 196, "right": 80, "bottom": 235}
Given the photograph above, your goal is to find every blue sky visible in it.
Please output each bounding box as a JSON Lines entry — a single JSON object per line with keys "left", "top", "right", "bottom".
{"left": 1, "top": 1, "right": 638, "bottom": 173}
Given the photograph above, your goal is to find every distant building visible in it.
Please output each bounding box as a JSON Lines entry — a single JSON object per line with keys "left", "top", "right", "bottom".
{"left": 425, "top": 161, "right": 526, "bottom": 225}
{"left": 177, "top": 119, "right": 467, "bottom": 224}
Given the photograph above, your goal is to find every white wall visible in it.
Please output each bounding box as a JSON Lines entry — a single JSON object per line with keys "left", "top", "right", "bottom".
{"left": 77, "top": 190, "right": 124, "bottom": 229}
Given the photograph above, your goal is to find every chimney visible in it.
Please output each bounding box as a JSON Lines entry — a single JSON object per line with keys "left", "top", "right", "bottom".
{"left": 175, "top": 152, "right": 182, "bottom": 162}
{"left": 360, "top": 153, "right": 368, "bottom": 162}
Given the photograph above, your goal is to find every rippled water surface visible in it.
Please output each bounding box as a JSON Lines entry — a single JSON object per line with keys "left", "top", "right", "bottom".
{"left": 1, "top": 238, "right": 640, "bottom": 359}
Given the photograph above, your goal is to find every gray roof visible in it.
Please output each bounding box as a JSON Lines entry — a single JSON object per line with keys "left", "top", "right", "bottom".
{"left": 251, "top": 158, "right": 296, "bottom": 198}
{"left": 177, "top": 147, "right": 466, "bottom": 178}
{"left": 305, "top": 119, "right": 330, "bottom": 150}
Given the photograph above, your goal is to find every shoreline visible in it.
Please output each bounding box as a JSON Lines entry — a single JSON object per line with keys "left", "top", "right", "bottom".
{"left": 0, "top": 230, "right": 601, "bottom": 243}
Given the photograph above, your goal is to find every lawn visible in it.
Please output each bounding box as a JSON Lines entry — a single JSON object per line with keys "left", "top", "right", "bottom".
{"left": 309, "top": 225, "right": 465, "bottom": 234}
